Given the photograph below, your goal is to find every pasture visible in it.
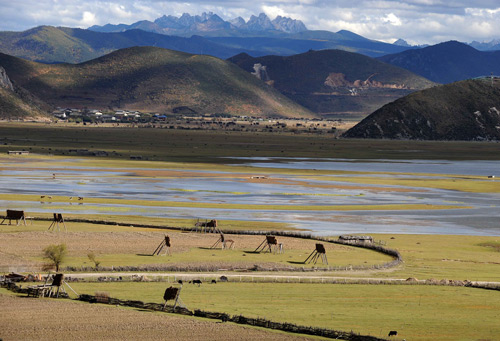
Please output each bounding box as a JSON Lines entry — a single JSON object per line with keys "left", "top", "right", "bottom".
{"left": 59, "top": 281, "right": 500, "bottom": 341}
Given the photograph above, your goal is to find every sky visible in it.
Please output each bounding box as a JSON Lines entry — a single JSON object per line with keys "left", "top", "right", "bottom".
{"left": 1, "top": 0, "right": 500, "bottom": 45}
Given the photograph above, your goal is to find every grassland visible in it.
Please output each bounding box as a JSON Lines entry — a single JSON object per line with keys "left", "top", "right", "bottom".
{"left": 0, "top": 221, "right": 394, "bottom": 271}
{"left": 59, "top": 281, "right": 500, "bottom": 341}
{"left": 1, "top": 122, "right": 500, "bottom": 162}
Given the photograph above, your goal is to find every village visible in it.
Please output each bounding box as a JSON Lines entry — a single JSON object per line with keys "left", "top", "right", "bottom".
{"left": 51, "top": 107, "right": 348, "bottom": 135}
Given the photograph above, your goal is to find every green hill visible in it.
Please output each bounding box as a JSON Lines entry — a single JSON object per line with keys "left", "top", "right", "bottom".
{"left": 0, "top": 47, "right": 314, "bottom": 118}
{"left": 343, "top": 79, "right": 500, "bottom": 140}
{"left": 228, "top": 49, "right": 435, "bottom": 119}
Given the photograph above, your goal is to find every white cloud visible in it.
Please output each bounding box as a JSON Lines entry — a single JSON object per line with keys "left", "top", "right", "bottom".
{"left": 383, "top": 13, "right": 402, "bottom": 26}
{"left": 2, "top": 0, "right": 500, "bottom": 45}
{"left": 81, "top": 11, "right": 97, "bottom": 26}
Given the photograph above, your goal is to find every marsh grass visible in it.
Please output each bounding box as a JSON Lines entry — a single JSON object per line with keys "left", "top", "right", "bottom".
{"left": 332, "top": 175, "right": 500, "bottom": 193}
{"left": 0, "top": 193, "right": 468, "bottom": 211}
{"left": 2, "top": 123, "right": 500, "bottom": 162}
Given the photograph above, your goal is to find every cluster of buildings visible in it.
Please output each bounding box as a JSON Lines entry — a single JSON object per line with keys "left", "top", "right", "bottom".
{"left": 52, "top": 108, "right": 145, "bottom": 123}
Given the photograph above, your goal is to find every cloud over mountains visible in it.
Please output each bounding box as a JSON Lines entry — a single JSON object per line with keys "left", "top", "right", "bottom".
{"left": 2, "top": 1, "right": 500, "bottom": 45}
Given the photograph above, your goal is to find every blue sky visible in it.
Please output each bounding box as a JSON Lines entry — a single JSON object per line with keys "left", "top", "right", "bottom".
{"left": 1, "top": 0, "right": 500, "bottom": 44}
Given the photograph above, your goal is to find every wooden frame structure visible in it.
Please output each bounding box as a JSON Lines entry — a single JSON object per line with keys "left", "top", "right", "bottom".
{"left": 162, "top": 285, "right": 184, "bottom": 310}
{"left": 211, "top": 232, "right": 234, "bottom": 250}
{"left": 48, "top": 213, "right": 67, "bottom": 232}
{"left": 254, "top": 235, "right": 283, "bottom": 254}
{"left": 191, "top": 219, "right": 221, "bottom": 233}
{"left": 27, "top": 273, "right": 78, "bottom": 298}
{"left": 152, "top": 235, "right": 171, "bottom": 256}
{"left": 1, "top": 210, "right": 27, "bottom": 226}
{"left": 304, "top": 243, "right": 328, "bottom": 265}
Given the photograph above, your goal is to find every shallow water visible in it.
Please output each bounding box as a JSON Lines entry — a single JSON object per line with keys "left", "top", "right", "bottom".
{"left": 2, "top": 158, "right": 500, "bottom": 236}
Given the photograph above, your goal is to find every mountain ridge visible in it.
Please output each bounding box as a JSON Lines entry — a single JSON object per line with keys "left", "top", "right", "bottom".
{"left": 89, "top": 12, "right": 307, "bottom": 37}
{"left": 343, "top": 78, "right": 500, "bottom": 141}
{"left": 228, "top": 49, "right": 435, "bottom": 119}
{"left": 0, "top": 46, "right": 314, "bottom": 118}
{"left": 378, "top": 41, "right": 500, "bottom": 84}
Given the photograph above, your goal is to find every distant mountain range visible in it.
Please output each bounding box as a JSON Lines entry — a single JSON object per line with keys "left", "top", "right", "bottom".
{"left": 343, "top": 78, "right": 500, "bottom": 141}
{"left": 378, "top": 41, "right": 500, "bottom": 84}
{"left": 90, "top": 12, "right": 307, "bottom": 37}
{"left": 228, "top": 50, "right": 434, "bottom": 119}
{"left": 0, "top": 24, "right": 413, "bottom": 65}
{"left": 0, "top": 47, "right": 313, "bottom": 118}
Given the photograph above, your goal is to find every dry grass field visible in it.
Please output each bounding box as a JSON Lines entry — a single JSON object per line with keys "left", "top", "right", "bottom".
{"left": 0, "top": 221, "right": 393, "bottom": 272}
{"left": 0, "top": 290, "right": 318, "bottom": 340}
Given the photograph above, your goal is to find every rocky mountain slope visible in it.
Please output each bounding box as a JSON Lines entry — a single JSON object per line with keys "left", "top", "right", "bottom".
{"left": 379, "top": 41, "right": 500, "bottom": 84}
{"left": 228, "top": 49, "right": 435, "bottom": 119}
{"left": 0, "top": 47, "right": 314, "bottom": 118}
{"left": 0, "top": 66, "right": 50, "bottom": 120}
{"left": 343, "top": 79, "right": 500, "bottom": 140}
{"left": 90, "top": 12, "right": 307, "bottom": 36}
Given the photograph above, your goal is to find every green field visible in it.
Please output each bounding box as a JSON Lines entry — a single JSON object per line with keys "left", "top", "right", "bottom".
{"left": 63, "top": 281, "right": 500, "bottom": 341}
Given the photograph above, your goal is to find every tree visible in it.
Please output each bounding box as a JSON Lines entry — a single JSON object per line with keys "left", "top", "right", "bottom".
{"left": 42, "top": 243, "right": 67, "bottom": 272}
{"left": 87, "top": 251, "right": 101, "bottom": 270}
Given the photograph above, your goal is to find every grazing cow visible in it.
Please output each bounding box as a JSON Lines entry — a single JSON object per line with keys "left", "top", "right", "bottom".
{"left": 211, "top": 279, "right": 217, "bottom": 284}
{"left": 178, "top": 280, "right": 183, "bottom": 284}
{"left": 191, "top": 279, "right": 202, "bottom": 286}
{"left": 78, "top": 197, "right": 84, "bottom": 200}
{"left": 388, "top": 330, "right": 398, "bottom": 337}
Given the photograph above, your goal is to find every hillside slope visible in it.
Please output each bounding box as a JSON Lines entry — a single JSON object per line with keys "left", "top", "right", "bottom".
{"left": 228, "top": 50, "right": 435, "bottom": 119}
{"left": 343, "top": 79, "right": 500, "bottom": 140}
{"left": 0, "top": 47, "right": 314, "bottom": 118}
{"left": 0, "top": 26, "right": 252, "bottom": 63}
{"left": 0, "top": 66, "right": 50, "bottom": 120}
{"left": 378, "top": 41, "right": 500, "bottom": 84}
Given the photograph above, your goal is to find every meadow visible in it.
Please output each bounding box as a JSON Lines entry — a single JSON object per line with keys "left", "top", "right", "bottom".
{"left": 62, "top": 281, "right": 500, "bottom": 341}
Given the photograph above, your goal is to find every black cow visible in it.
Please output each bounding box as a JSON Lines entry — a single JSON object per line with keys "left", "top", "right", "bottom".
{"left": 388, "top": 330, "right": 398, "bottom": 337}
{"left": 191, "top": 279, "right": 202, "bottom": 286}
